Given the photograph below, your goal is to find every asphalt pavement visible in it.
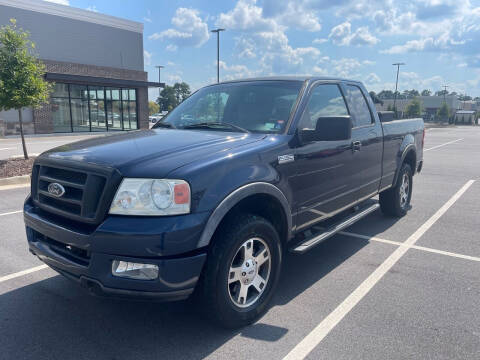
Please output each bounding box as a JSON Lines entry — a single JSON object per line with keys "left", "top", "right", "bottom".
{"left": 0, "top": 126, "right": 479, "bottom": 359}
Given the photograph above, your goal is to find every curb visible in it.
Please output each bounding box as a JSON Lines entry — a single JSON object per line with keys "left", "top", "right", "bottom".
{"left": 0, "top": 174, "right": 31, "bottom": 187}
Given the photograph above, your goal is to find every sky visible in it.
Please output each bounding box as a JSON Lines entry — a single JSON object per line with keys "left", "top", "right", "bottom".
{"left": 45, "top": 0, "right": 480, "bottom": 99}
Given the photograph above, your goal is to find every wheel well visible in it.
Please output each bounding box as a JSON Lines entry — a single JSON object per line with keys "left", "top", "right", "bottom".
{"left": 213, "top": 193, "right": 289, "bottom": 246}
{"left": 404, "top": 149, "right": 416, "bottom": 173}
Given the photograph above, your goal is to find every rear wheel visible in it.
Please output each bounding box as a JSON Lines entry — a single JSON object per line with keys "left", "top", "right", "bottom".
{"left": 379, "top": 163, "right": 413, "bottom": 217}
{"left": 200, "top": 214, "right": 282, "bottom": 328}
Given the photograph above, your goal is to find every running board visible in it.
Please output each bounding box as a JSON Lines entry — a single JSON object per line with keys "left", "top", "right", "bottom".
{"left": 291, "top": 203, "right": 380, "bottom": 254}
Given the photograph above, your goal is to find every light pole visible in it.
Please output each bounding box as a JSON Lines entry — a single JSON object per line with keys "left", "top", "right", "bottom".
{"left": 155, "top": 65, "right": 164, "bottom": 97}
{"left": 392, "top": 63, "right": 405, "bottom": 117}
{"left": 211, "top": 28, "right": 225, "bottom": 83}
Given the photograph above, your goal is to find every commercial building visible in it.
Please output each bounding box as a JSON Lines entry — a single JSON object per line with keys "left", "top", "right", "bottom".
{"left": 0, "top": 0, "right": 161, "bottom": 136}
{"left": 454, "top": 110, "right": 477, "bottom": 125}
{"left": 376, "top": 95, "right": 461, "bottom": 122}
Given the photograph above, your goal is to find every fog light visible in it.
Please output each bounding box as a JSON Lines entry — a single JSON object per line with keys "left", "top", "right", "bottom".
{"left": 112, "top": 260, "right": 159, "bottom": 280}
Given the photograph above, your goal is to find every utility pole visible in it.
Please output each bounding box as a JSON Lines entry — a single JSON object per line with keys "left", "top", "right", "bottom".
{"left": 155, "top": 65, "right": 164, "bottom": 98}
{"left": 442, "top": 85, "right": 449, "bottom": 103}
{"left": 392, "top": 63, "right": 405, "bottom": 118}
{"left": 211, "top": 28, "right": 225, "bottom": 83}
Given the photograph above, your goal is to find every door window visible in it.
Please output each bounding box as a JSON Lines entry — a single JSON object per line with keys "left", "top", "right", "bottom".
{"left": 344, "top": 85, "right": 373, "bottom": 127}
{"left": 298, "top": 84, "right": 349, "bottom": 130}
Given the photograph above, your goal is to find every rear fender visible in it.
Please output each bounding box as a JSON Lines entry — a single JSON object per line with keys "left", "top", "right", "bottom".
{"left": 393, "top": 135, "right": 416, "bottom": 186}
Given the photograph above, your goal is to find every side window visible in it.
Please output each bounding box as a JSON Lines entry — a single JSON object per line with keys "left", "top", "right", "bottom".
{"left": 344, "top": 85, "right": 373, "bottom": 127}
{"left": 298, "top": 84, "right": 349, "bottom": 130}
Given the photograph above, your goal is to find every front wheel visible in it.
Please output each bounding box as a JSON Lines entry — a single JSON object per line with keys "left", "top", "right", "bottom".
{"left": 199, "top": 214, "right": 282, "bottom": 328}
{"left": 379, "top": 163, "right": 413, "bottom": 217}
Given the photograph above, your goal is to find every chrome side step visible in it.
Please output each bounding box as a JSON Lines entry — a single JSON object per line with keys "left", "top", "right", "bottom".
{"left": 291, "top": 203, "right": 380, "bottom": 254}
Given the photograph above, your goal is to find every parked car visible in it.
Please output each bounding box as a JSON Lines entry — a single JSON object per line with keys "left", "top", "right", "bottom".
{"left": 24, "top": 77, "right": 424, "bottom": 328}
{"left": 149, "top": 113, "right": 163, "bottom": 123}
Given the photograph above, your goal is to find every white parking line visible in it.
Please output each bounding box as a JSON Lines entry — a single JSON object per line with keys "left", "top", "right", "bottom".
{"left": 0, "top": 210, "right": 22, "bottom": 217}
{"left": 0, "top": 265, "right": 49, "bottom": 284}
{"left": 0, "top": 147, "right": 15, "bottom": 151}
{"left": 424, "top": 138, "right": 463, "bottom": 152}
{"left": 340, "top": 231, "right": 480, "bottom": 263}
{"left": 283, "top": 179, "right": 475, "bottom": 360}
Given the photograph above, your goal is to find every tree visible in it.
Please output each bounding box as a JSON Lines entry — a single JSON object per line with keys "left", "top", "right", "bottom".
{"left": 377, "top": 90, "right": 394, "bottom": 99}
{"left": 436, "top": 102, "right": 449, "bottom": 122}
{"left": 458, "top": 94, "right": 472, "bottom": 101}
{"left": 405, "top": 98, "right": 422, "bottom": 117}
{"left": 173, "top": 82, "right": 191, "bottom": 103}
{"left": 435, "top": 89, "right": 448, "bottom": 97}
{"left": 148, "top": 101, "right": 159, "bottom": 115}
{"left": 421, "top": 89, "right": 432, "bottom": 96}
{"left": 369, "top": 91, "right": 383, "bottom": 105}
{"left": 156, "top": 82, "right": 191, "bottom": 112}
{"left": 0, "top": 19, "right": 52, "bottom": 159}
{"left": 402, "top": 89, "right": 419, "bottom": 98}
{"left": 157, "top": 85, "right": 177, "bottom": 112}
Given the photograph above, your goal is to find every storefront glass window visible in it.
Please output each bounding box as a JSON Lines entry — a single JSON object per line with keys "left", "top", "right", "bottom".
{"left": 49, "top": 83, "right": 139, "bottom": 132}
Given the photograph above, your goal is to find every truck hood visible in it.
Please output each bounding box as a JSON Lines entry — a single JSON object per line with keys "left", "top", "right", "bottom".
{"left": 39, "top": 129, "right": 265, "bottom": 176}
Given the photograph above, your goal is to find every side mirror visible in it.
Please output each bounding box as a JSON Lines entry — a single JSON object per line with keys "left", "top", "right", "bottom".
{"left": 300, "top": 116, "right": 352, "bottom": 142}
{"left": 378, "top": 111, "right": 394, "bottom": 122}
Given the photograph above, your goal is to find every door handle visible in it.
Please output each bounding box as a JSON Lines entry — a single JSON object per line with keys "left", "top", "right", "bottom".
{"left": 351, "top": 141, "right": 362, "bottom": 152}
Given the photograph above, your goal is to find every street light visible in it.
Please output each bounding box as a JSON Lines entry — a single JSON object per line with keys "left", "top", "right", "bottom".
{"left": 155, "top": 65, "right": 164, "bottom": 97}
{"left": 392, "top": 62, "right": 405, "bottom": 117}
{"left": 211, "top": 28, "right": 225, "bottom": 83}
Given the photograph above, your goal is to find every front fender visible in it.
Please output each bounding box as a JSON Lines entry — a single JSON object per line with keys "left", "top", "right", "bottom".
{"left": 197, "top": 182, "right": 292, "bottom": 247}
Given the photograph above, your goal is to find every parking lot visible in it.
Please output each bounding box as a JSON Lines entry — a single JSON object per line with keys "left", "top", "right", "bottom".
{"left": 0, "top": 126, "right": 479, "bottom": 360}
{"left": 0, "top": 134, "right": 100, "bottom": 160}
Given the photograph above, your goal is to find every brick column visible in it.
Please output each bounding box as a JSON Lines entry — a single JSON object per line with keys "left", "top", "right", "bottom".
{"left": 137, "top": 87, "right": 149, "bottom": 130}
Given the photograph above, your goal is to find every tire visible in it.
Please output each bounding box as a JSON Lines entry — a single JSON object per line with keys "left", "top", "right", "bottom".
{"left": 199, "top": 214, "right": 282, "bottom": 328}
{"left": 379, "top": 163, "right": 413, "bottom": 217}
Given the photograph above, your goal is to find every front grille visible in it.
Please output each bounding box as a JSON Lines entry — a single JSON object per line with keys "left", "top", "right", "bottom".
{"left": 32, "top": 163, "right": 113, "bottom": 224}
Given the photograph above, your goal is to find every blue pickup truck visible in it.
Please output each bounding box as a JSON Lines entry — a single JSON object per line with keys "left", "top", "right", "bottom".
{"left": 24, "top": 77, "right": 424, "bottom": 328}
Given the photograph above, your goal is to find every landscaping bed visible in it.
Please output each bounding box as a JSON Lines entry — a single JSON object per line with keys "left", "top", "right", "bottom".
{"left": 0, "top": 157, "right": 35, "bottom": 179}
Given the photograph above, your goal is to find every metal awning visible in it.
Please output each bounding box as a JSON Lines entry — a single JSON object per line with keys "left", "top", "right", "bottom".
{"left": 45, "top": 73, "right": 164, "bottom": 88}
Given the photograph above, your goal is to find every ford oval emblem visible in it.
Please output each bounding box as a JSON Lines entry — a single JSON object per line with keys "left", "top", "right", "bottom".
{"left": 47, "top": 182, "right": 65, "bottom": 197}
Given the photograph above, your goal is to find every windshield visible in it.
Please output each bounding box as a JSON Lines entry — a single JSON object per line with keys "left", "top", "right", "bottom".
{"left": 153, "top": 80, "right": 303, "bottom": 133}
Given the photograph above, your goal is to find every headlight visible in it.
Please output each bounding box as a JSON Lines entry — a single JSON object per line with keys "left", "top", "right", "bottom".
{"left": 109, "top": 178, "right": 190, "bottom": 216}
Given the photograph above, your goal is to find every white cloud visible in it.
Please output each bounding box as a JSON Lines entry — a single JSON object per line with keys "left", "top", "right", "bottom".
{"left": 365, "top": 72, "right": 381, "bottom": 84}
{"left": 216, "top": 0, "right": 279, "bottom": 32}
{"left": 44, "top": 0, "right": 69, "bottom": 5}
{"left": 149, "top": 8, "right": 209, "bottom": 48}
{"left": 217, "top": 61, "right": 259, "bottom": 81}
{"left": 329, "top": 22, "right": 379, "bottom": 46}
{"left": 313, "top": 38, "right": 328, "bottom": 44}
{"left": 144, "top": 50, "right": 152, "bottom": 66}
{"left": 313, "top": 66, "right": 329, "bottom": 75}
{"left": 86, "top": 5, "right": 98, "bottom": 13}
{"left": 166, "top": 44, "right": 178, "bottom": 52}
{"left": 167, "top": 74, "right": 183, "bottom": 83}
{"left": 143, "top": 10, "right": 152, "bottom": 23}
{"left": 235, "top": 37, "right": 257, "bottom": 59}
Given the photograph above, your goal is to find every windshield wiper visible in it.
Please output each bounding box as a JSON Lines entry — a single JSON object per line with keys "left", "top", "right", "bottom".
{"left": 183, "top": 122, "right": 249, "bottom": 133}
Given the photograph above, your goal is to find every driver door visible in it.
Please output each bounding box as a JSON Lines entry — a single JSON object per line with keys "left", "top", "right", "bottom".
{"left": 291, "top": 82, "right": 358, "bottom": 231}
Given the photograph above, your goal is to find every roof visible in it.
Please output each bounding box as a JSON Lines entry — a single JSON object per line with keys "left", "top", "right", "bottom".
{"left": 216, "top": 76, "right": 359, "bottom": 85}
{"left": 0, "top": 0, "right": 143, "bottom": 33}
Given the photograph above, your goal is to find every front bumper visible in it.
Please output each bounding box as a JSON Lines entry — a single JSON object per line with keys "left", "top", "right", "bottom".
{"left": 24, "top": 197, "right": 208, "bottom": 300}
